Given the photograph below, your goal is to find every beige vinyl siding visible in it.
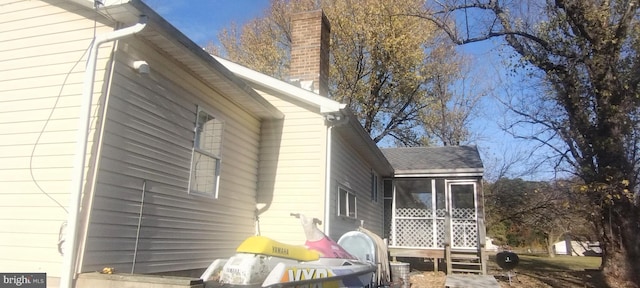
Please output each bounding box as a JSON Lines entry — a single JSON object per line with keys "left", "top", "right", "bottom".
{"left": 255, "top": 90, "right": 327, "bottom": 245}
{"left": 328, "top": 131, "right": 385, "bottom": 240}
{"left": 79, "top": 35, "right": 262, "bottom": 273}
{"left": 0, "top": 0, "right": 114, "bottom": 277}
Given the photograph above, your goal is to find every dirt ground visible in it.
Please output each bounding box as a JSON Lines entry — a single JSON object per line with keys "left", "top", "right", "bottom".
{"left": 402, "top": 255, "right": 606, "bottom": 288}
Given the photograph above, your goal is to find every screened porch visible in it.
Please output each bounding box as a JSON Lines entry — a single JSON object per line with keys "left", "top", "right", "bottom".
{"left": 385, "top": 178, "right": 481, "bottom": 251}
{"left": 380, "top": 146, "right": 486, "bottom": 274}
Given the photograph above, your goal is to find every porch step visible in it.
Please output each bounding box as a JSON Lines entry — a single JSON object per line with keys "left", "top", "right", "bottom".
{"left": 450, "top": 259, "right": 483, "bottom": 275}
{"left": 450, "top": 253, "right": 480, "bottom": 259}
{"left": 446, "top": 247, "right": 485, "bottom": 275}
{"left": 450, "top": 261, "right": 482, "bottom": 266}
{"left": 450, "top": 249, "right": 480, "bottom": 256}
{"left": 450, "top": 268, "right": 483, "bottom": 274}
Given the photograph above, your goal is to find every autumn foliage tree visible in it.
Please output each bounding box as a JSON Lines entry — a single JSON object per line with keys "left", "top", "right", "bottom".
{"left": 486, "top": 178, "right": 594, "bottom": 257}
{"left": 419, "top": 47, "right": 486, "bottom": 146}
{"left": 417, "top": 0, "right": 640, "bottom": 286}
{"left": 209, "top": 0, "right": 482, "bottom": 146}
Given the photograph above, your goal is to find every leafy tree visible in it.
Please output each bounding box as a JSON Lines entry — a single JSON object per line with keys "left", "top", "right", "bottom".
{"left": 417, "top": 1, "right": 640, "bottom": 285}
{"left": 419, "top": 46, "right": 487, "bottom": 145}
{"left": 486, "top": 178, "right": 593, "bottom": 257}
{"left": 209, "top": 0, "right": 482, "bottom": 146}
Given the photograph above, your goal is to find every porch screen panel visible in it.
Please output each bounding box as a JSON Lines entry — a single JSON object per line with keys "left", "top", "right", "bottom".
{"left": 394, "top": 179, "right": 438, "bottom": 248}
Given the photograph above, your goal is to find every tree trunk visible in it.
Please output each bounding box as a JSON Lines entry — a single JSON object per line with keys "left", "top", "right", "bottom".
{"left": 600, "top": 199, "right": 640, "bottom": 288}
{"left": 546, "top": 235, "right": 558, "bottom": 258}
{"left": 546, "top": 231, "right": 567, "bottom": 258}
{"left": 547, "top": 242, "right": 556, "bottom": 258}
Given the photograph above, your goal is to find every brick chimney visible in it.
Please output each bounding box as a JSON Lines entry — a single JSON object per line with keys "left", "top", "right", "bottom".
{"left": 290, "top": 10, "right": 331, "bottom": 97}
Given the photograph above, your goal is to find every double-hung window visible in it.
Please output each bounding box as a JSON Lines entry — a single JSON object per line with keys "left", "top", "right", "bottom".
{"left": 189, "top": 108, "right": 223, "bottom": 197}
{"left": 338, "top": 186, "right": 357, "bottom": 218}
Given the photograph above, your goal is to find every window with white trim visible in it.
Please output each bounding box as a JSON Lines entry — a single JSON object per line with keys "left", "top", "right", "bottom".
{"left": 189, "top": 108, "right": 223, "bottom": 197}
{"left": 338, "top": 186, "right": 356, "bottom": 218}
{"left": 370, "top": 170, "right": 378, "bottom": 202}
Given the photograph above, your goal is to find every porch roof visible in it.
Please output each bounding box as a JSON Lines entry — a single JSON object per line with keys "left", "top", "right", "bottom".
{"left": 381, "top": 146, "right": 483, "bottom": 177}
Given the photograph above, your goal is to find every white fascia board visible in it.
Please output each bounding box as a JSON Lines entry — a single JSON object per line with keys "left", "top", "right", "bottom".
{"left": 68, "top": 0, "right": 131, "bottom": 9}
{"left": 213, "top": 56, "right": 346, "bottom": 114}
{"left": 393, "top": 168, "right": 484, "bottom": 178}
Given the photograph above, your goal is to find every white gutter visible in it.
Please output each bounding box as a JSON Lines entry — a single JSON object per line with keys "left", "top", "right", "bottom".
{"left": 60, "top": 17, "right": 147, "bottom": 288}
{"left": 213, "top": 56, "right": 346, "bottom": 113}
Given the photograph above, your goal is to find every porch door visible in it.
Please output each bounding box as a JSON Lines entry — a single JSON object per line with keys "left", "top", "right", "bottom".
{"left": 448, "top": 182, "right": 478, "bottom": 249}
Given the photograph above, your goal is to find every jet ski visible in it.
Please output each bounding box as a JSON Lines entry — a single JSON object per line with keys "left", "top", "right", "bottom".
{"left": 200, "top": 214, "right": 378, "bottom": 287}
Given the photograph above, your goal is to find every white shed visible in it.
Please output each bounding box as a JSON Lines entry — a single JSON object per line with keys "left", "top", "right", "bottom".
{"left": 553, "top": 239, "right": 602, "bottom": 256}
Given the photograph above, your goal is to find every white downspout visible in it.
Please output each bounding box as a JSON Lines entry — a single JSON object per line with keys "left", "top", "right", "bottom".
{"left": 323, "top": 124, "right": 333, "bottom": 236}
{"left": 323, "top": 113, "right": 348, "bottom": 237}
{"left": 60, "top": 17, "right": 147, "bottom": 288}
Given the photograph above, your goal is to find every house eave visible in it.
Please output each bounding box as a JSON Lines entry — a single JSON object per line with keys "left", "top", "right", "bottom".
{"left": 79, "top": 0, "right": 284, "bottom": 120}
{"left": 210, "top": 58, "right": 393, "bottom": 176}
{"left": 335, "top": 110, "right": 394, "bottom": 176}
{"left": 212, "top": 56, "right": 346, "bottom": 114}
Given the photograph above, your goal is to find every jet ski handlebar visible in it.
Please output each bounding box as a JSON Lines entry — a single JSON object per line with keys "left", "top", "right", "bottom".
{"left": 290, "top": 213, "right": 322, "bottom": 225}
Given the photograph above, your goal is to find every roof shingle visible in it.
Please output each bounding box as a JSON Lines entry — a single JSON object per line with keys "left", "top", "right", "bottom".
{"left": 380, "top": 146, "right": 483, "bottom": 176}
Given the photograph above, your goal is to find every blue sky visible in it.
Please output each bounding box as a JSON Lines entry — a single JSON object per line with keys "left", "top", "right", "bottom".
{"left": 143, "top": 0, "right": 555, "bottom": 181}
{"left": 145, "top": 0, "right": 270, "bottom": 46}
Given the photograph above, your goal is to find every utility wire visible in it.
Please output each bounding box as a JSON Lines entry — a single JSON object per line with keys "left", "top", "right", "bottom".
{"left": 29, "top": 1, "right": 103, "bottom": 213}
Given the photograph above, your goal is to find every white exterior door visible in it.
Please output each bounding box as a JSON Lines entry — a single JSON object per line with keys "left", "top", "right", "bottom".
{"left": 448, "top": 181, "right": 478, "bottom": 249}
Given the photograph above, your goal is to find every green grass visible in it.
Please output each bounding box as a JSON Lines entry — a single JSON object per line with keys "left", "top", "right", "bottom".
{"left": 488, "top": 254, "right": 605, "bottom": 287}
{"left": 489, "top": 253, "right": 602, "bottom": 271}
{"left": 514, "top": 254, "right": 601, "bottom": 271}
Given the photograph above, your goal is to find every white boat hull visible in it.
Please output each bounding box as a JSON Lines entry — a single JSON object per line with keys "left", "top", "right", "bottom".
{"left": 262, "top": 260, "right": 376, "bottom": 287}
{"left": 202, "top": 255, "right": 375, "bottom": 287}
